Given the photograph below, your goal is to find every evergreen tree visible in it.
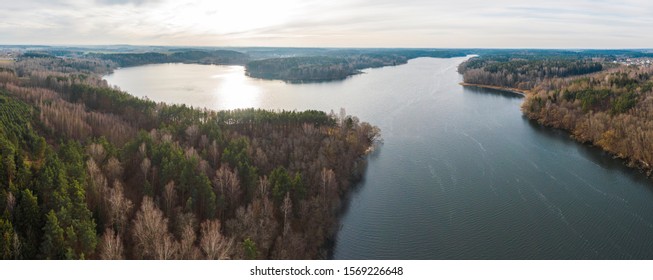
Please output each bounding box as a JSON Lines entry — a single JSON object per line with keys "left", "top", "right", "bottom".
{"left": 40, "top": 210, "right": 66, "bottom": 259}
{"left": 0, "top": 218, "right": 15, "bottom": 259}
{"left": 15, "top": 189, "right": 41, "bottom": 258}
{"left": 243, "top": 238, "right": 258, "bottom": 260}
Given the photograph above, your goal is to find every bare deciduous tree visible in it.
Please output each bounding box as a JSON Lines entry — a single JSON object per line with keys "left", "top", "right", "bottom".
{"left": 138, "top": 142, "right": 147, "bottom": 158}
{"left": 258, "top": 175, "right": 269, "bottom": 198}
{"left": 198, "top": 159, "right": 211, "bottom": 177}
{"left": 214, "top": 165, "right": 240, "bottom": 206}
{"left": 161, "top": 133, "right": 173, "bottom": 143}
{"left": 178, "top": 222, "right": 200, "bottom": 260}
{"left": 107, "top": 181, "right": 133, "bottom": 233}
{"left": 12, "top": 232, "right": 21, "bottom": 260}
{"left": 200, "top": 219, "right": 233, "bottom": 260}
{"left": 155, "top": 234, "right": 179, "bottom": 260}
{"left": 87, "top": 143, "right": 106, "bottom": 164}
{"left": 208, "top": 140, "right": 220, "bottom": 166}
{"left": 226, "top": 197, "right": 278, "bottom": 257}
{"left": 199, "top": 134, "right": 209, "bottom": 150}
{"left": 163, "top": 181, "right": 177, "bottom": 217}
{"left": 6, "top": 192, "right": 16, "bottom": 214}
{"left": 320, "top": 168, "right": 337, "bottom": 203}
{"left": 281, "top": 193, "right": 292, "bottom": 234}
{"left": 87, "top": 158, "right": 109, "bottom": 219}
{"left": 185, "top": 124, "right": 199, "bottom": 145}
{"left": 140, "top": 157, "right": 151, "bottom": 181}
{"left": 99, "top": 228, "right": 124, "bottom": 260}
{"left": 132, "top": 197, "right": 175, "bottom": 259}
{"left": 104, "top": 157, "right": 123, "bottom": 184}
{"left": 184, "top": 147, "right": 199, "bottom": 160}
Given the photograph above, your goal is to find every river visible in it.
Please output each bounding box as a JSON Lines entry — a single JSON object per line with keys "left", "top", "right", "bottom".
{"left": 104, "top": 57, "right": 653, "bottom": 259}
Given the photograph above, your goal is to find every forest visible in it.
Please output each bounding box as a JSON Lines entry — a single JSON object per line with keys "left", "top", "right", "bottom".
{"left": 245, "top": 56, "right": 359, "bottom": 82}
{"left": 458, "top": 51, "right": 653, "bottom": 175}
{"left": 458, "top": 53, "right": 605, "bottom": 90}
{"left": 0, "top": 54, "right": 380, "bottom": 259}
{"left": 457, "top": 50, "right": 653, "bottom": 90}
{"left": 93, "top": 50, "right": 250, "bottom": 67}
{"left": 522, "top": 67, "right": 653, "bottom": 173}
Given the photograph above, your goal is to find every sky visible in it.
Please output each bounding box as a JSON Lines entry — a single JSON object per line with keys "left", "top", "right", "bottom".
{"left": 1, "top": 0, "right": 652, "bottom": 48}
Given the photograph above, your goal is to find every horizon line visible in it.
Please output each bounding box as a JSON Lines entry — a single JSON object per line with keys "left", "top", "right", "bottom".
{"left": 2, "top": 44, "right": 653, "bottom": 51}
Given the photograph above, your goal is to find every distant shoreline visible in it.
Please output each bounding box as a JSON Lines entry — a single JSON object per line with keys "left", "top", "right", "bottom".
{"left": 459, "top": 82, "right": 529, "bottom": 96}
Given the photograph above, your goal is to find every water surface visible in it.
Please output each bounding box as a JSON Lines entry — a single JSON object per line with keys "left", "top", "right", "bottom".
{"left": 105, "top": 58, "right": 653, "bottom": 259}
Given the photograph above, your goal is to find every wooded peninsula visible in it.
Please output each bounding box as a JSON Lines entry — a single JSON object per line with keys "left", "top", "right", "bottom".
{"left": 0, "top": 48, "right": 380, "bottom": 259}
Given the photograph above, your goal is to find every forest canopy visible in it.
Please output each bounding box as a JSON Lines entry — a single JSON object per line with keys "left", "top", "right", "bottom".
{"left": 93, "top": 50, "right": 250, "bottom": 67}
{"left": 0, "top": 53, "right": 380, "bottom": 259}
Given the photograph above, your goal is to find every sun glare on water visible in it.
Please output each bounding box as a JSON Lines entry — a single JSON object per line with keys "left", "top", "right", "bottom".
{"left": 212, "top": 66, "right": 262, "bottom": 110}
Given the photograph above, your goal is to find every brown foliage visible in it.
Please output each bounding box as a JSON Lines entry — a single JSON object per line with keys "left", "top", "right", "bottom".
{"left": 99, "top": 228, "right": 125, "bottom": 260}
{"left": 131, "top": 197, "right": 176, "bottom": 259}
{"left": 214, "top": 165, "right": 240, "bottom": 211}
{"left": 199, "top": 219, "right": 233, "bottom": 260}
{"left": 107, "top": 181, "right": 134, "bottom": 234}
{"left": 227, "top": 197, "right": 278, "bottom": 259}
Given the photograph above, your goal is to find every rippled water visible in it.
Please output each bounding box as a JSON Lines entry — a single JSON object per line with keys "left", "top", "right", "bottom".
{"left": 105, "top": 57, "right": 653, "bottom": 259}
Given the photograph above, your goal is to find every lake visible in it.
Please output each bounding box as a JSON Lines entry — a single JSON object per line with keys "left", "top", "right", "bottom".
{"left": 104, "top": 57, "right": 653, "bottom": 259}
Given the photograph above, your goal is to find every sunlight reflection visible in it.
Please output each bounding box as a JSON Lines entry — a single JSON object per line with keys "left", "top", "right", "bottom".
{"left": 214, "top": 66, "right": 261, "bottom": 110}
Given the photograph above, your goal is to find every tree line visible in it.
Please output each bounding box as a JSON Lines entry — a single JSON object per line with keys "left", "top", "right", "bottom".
{"left": 92, "top": 50, "right": 250, "bottom": 68}
{"left": 458, "top": 54, "right": 605, "bottom": 90}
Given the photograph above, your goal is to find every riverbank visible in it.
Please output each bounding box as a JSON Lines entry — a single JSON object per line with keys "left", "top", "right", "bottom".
{"left": 462, "top": 80, "right": 653, "bottom": 176}
{"left": 459, "top": 82, "right": 529, "bottom": 96}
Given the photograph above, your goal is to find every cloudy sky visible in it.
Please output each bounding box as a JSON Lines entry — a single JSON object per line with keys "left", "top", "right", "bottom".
{"left": 2, "top": 0, "right": 652, "bottom": 48}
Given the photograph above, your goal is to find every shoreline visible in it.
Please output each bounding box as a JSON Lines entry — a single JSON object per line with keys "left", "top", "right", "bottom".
{"left": 459, "top": 82, "right": 529, "bottom": 97}
{"left": 458, "top": 82, "right": 653, "bottom": 177}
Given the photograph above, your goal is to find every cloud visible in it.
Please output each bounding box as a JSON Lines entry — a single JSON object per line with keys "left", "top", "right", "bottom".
{"left": 0, "top": 0, "right": 651, "bottom": 48}
{"left": 94, "top": 0, "right": 162, "bottom": 5}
